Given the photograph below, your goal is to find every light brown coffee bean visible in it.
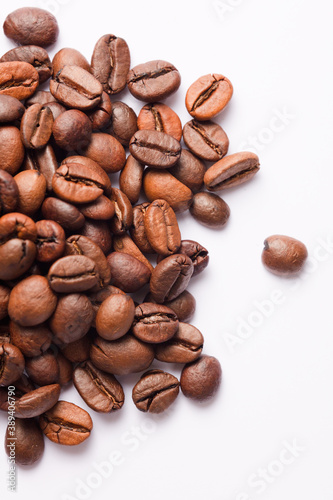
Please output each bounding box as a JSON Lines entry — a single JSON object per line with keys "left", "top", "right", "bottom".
{"left": 0, "top": 61, "right": 39, "bottom": 101}
{"left": 262, "top": 235, "right": 308, "bottom": 276}
{"left": 137, "top": 102, "right": 182, "bottom": 142}
{"left": 204, "top": 152, "right": 260, "bottom": 191}
{"left": 144, "top": 199, "right": 181, "bottom": 256}
{"left": 95, "top": 293, "right": 135, "bottom": 341}
{"left": 14, "top": 170, "right": 47, "bottom": 216}
{"left": 185, "top": 73, "right": 233, "bottom": 120}
{"left": 143, "top": 168, "right": 193, "bottom": 213}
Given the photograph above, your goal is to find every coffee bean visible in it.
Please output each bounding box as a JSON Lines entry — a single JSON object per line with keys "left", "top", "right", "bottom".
{"left": 5, "top": 418, "right": 44, "bottom": 465}
{"left": 45, "top": 101, "right": 66, "bottom": 120}
{"left": 155, "top": 323, "right": 204, "bottom": 364}
{"left": 25, "top": 90, "right": 57, "bottom": 107}
{"left": 95, "top": 293, "right": 135, "bottom": 341}
{"left": 168, "top": 149, "right": 206, "bottom": 194}
{"left": 145, "top": 290, "right": 196, "bottom": 323}
{"left": 53, "top": 110, "right": 92, "bottom": 151}
{"left": 86, "top": 91, "right": 112, "bottom": 130}
{"left": 190, "top": 192, "right": 230, "bottom": 228}
{"left": 132, "top": 370, "right": 179, "bottom": 413}
{"left": 150, "top": 254, "right": 194, "bottom": 303}
{"left": 80, "top": 196, "right": 115, "bottom": 221}
{"left": 183, "top": 120, "right": 229, "bottom": 161}
{"left": 42, "top": 197, "right": 85, "bottom": 232}
{"left": 129, "top": 130, "right": 181, "bottom": 168}
{"left": 106, "top": 101, "right": 137, "bottom": 147}
{"left": 49, "top": 293, "right": 94, "bottom": 344}
{"left": 81, "top": 132, "right": 126, "bottom": 174}
{"left": 262, "top": 235, "right": 308, "bottom": 276}
{"left": 128, "top": 60, "right": 181, "bottom": 102}
{"left": 143, "top": 169, "right": 193, "bottom": 212}
{"left": 1, "top": 45, "right": 52, "bottom": 84}
{"left": 158, "top": 239, "right": 209, "bottom": 276}
{"left": 109, "top": 187, "right": 133, "bottom": 235}
{"left": 23, "top": 144, "right": 58, "bottom": 192}
{"left": 185, "top": 74, "right": 233, "bottom": 120}
{"left": 89, "top": 286, "right": 125, "bottom": 327}
{"left": 130, "top": 202, "right": 155, "bottom": 254}
{"left": 52, "top": 163, "right": 106, "bottom": 205}
{"left": 0, "top": 95, "right": 25, "bottom": 123}
{"left": 0, "top": 61, "right": 39, "bottom": 101}
{"left": 0, "top": 239, "right": 36, "bottom": 280}
{"left": 80, "top": 220, "right": 113, "bottom": 255}
{"left": 180, "top": 355, "right": 222, "bottom": 401}
{"left": 106, "top": 252, "right": 151, "bottom": 293}
{"left": 14, "top": 384, "right": 61, "bottom": 419}
{"left": 10, "top": 322, "right": 52, "bottom": 357}
{"left": 52, "top": 48, "right": 91, "bottom": 76}
{"left": 119, "top": 155, "right": 145, "bottom": 205}
{"left": 144, "top": 199, "right": 181, "bottom": 256}
{"left": 48, "top": 255, "right": 99, "bottom": 293}
{"left": 61, "top": 332, "right": 93, "bottom": 364}
{"left": 132, "top": 303, "right": 179, "bottom": 344}
{"left": 0, "top": 343, "right": 25, "bottom": 386}
{"left": 112, "top": 233, "right": 153, "bottom": 272}
{"left": 61, "top": 155, "right": 112, "bottom": 197}
{"left": 4, "top": 7, "right": 59, "bottom": 47}
{"left": 0, "top": 285, "right": 10, "bottom": 320}
{"left": 36, "top": 220, "right": 65, "bottom": 263}
{"left": 14, "top": 170, "right": 47, "bottom": 216}
{"left": 0, "top": 212, "right": 37, "bottom": 244}
{"left": 25, "top": 349, "right": 59, "bottom": 386}
{"left": 0, "top": 170, "right": 19, "bottom": 215}
{"left": 20, "top": 104, "right": 54, "bottom": 150}
{"left": 204, "top": 152, "right": 260, "bottom": 190}
{"left": 0, "top": 126, "right": 25, "bottom": 175}
{"left": 137, "top": 102, "right": 182, "bottom": 142}
{"left": 39, "top": 401, "right": 93, "bottom": 446}
{"left": 74, "top": 361, "right": 124, "bottom": 413}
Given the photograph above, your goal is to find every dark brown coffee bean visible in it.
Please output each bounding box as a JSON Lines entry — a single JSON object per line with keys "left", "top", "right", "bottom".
{"left": 0, "top": 239, "right": 36, "bottom": 280}
{"left": 53, "top": 110, "right": 92, "bottom": 151}
{"left": 180, "top": 355, "right": 222, "bottom": 401}
{"left": 0, "top": 125, "right": 25, "bottom": 175}
{"left": 90, "top": 334, "right": 154, "bottom": 376}
{"left": 0, "top": 343, "right": 24, "bottom": 386}
{"left": 143, "top": 169, "right": 193, "bottom": 213}
{"left": 132, "top": 303, "right": 178, "bottom": 344}
{"left": 130, "top": 203, "right": 155, "bottom": 254}
{"left": 112, "top": 233, "right": 153, "bottom": 272}
{"left": 10, "top": 322, "right": 52, "bottom": 357}
{"left": 80, "top": 220, "right": 112, "bottom": 255}
{"left": 262, "top": 235, "right": 308, "bottom": 276}
{"left": 185, "top": 74, "right": 233, "bottom": 120}
{"left": 52, "top": 163, "right": 106, "bottom": 204}
{"left": 36, "top": 220, "right": 65, "bottom": 263}
{"left": 1, "top": 45, "right": 52, "bottom": 84}
{"left": 39, "top": 401, "right": 93, "bottom": 446}
{"left": 0, "top": 61, "right": 39, "bottom": 101}
{"left": 80, "top": 132, "right": 126, "bottom": 174}
{"left": 74, "top": 361, "right": 124, "bottom": 413}
{"left": 20, "top": 104, "right": 54, "bottom": 150}
{"left": 89, "top": 286, "right": 125, "bottom": 327}
{"left": 4, "top": 7, "right": 59, "bottom": 47}
{"left": 56, "top": 352, "right": 73, "bottom": 386}
{"left": 14, "top": 384, "right": 61, "bottom": 419}
{"left": 86, "top": 91, "right": 112, "bottom": 130}
{"left": 106, "top": 252, "right": 151, "bottom": 293}
{"left": 8, "top": 275, "right": 57, "bottom": 327}
{"left": 144, "top": 199, "right": 181, "bottom": 256}
{"left": 0, "top": 95, "right": 25, "bottom": 123}
{"left": 48, "top": 255, "right": 99, "bottom": 293}
{"left": 50, "top": 65, "right": 103, "bottom": 111}
{"left": 52, "top": 48, "right": 91, "bottom": 76}
{"left": 61, "top": 155, "right": 112, "bottom": 197}
{"left": 45, "top": 101, "right": 66, "bottom": 120}
{"left": 0, "top": 171, "right": 18, "bottom": 215}
{"left": 14, "top": 170, "right": 47, "bottom": 216}
{"left": 25, "top": 90, "right": 57, "bottom": 107}
{"left": 155, "top": 323, "right": 203, "bottom": 363}
{"left": 95, "top": 293, "right": 134, "bottom": 341}
{"left": 183, "top": 120, "right": 229, "bottom": 161}
{"left": 105, "top": 101, "right": 137, "bottom": 147}
{"left": 61, "top": 332, "right": 93, "bottom": 363}
{"left": 168, "top": 149, "right": 206, "bottom": 194}
{"left": 132, "top": 370, "right": 179, "bottom": 413}
{"left": 80, "top": 195, "right": 115, "bottom": 221}
{"left": 190, "top": 192, "right": 230, "bottom": 228}
{"left": 0, "top": 285, "right": 10, "bottom": 320}
{"left": 23, "top": 144, "right": 58, "bottom": 192}
{"left": 49, "top": 293, "right": 94, "bottom": 344}
{"left": 5, "top": 418, "right": 44, "bottom": 465}
{"left": 118, "top": 155, "right": 144, "bottom": 205}
{"left": 158, "top": 239, "right": 209, "bottom": 276}
{"left": 137, "top": 102, "right": 182, "bottom": 141}
{"left": 42, "top": 197, "right": 85, "bottom": 232}
{"left": 128, "top": 60, "right": 181, "bottom": 102}
{"left": 150, "top": 254, "right": 194, "bottom": 303}
{"left": 110, "top": 188, "right": 133, "bottom": 235}
{"left": 204, "top": 152, "right": 260, "bottom": 190}
{"left": 91, "top": 34, "right": 130, "bottom": 95}
{"left": 145, "top": 290, "right": 196, "bottom": 323}
{"left": 129, "top": 130, "right": 181, "bottom": 168}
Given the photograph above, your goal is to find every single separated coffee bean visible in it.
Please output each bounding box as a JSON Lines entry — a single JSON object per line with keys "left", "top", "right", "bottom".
{"left": 0, "top": 95, "right": 25, "bottom": 123}
{"left": 183, "top": 119, "right": 229, "bottom": 161}
{"left": 204, "top": 151, "right": 260, "bottom": 191}
{"left": 127, "top": 60, "right": 181, "bottom": 102}
{"left": 144, "top": 199, "right": 181, "bottom": 256}
{"left": 0, "top": 343, "right": 25, "bottom": 386}
{"left": 0, "top": 61, "right": 39, "bottom": 101}
{"left": 190, "top": 192, "right": 230, "bottom": 229}
{"left": 48, "top": 255, "right": 99, "bottom": 293}
{"left": 132, "top": 303, "right": 179, "bottom": 344}
{"left": 137, "top": 103, "right": 182, "bottom": 142}
{"left": 150, "top": 254, "right": 194, "bottom": 303}
{"left": 1, "top": 45, "right": 52, "bottom": 84}
{"left": 14, "top": 384, "right": 61, "bottom": 418}
{"left": 132, "top": 370, "right": 180, "bottom": 413}
{"left": 5, "top": 417, "right": 44, "bottom": 466}
{"left": 143, "top": 168, "right": 193, "bottom": 213}
{"left": 3, "top": 7, "right": 59, "bottom": 47}
{"left": 185, "top": 73, "right": 233, "bottom": 120}
{"left": 129, "top": 130, "right": 181, "bottom": 168}
{"left": 181, "top": 355, "right": 222, "bottom": 401}
{"left": 262, "top": 235, "right": 308, "bottom": 276}
{"left": 155, "top": 322, "right": 204, "bottom": 364}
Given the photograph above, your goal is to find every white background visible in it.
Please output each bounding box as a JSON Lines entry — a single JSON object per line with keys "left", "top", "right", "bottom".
{"left": 1, "top": 0, "right": 333, "bottom": 499}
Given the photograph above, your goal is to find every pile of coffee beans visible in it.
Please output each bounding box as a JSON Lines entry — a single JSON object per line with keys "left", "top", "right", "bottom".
{"left": 0, "top": 7, "right": 307, "bottom": 466}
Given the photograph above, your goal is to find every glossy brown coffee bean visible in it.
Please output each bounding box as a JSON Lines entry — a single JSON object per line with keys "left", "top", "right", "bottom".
{"left": 25, "top": 349, "right": 59, "bottom": 386}
{"left": 14, "top": 170, "right": 47, "bottom": 216}
{"left": 4, "top": 7, "right": 59, "bottom": 47}
{"left": 61, "top": 332, "right": 93, "bottom": 363}
{"left": 49, "top": 293, "right": 94, "bottom": 344}
{"left": 118, "top": 155, "right": 144, "bottom": 205}
{"left": 155, "top": 323, "right": 203, "bottom": 364}
{"left": 0, "top": 285, "right": 10, "bottom": 320}
{"left": 80, "top": 220, "right": 112, "bottom": 255}
{"left": 128, "top": 60, "right": 181, "bottom": 102}
{"left": 52, "top": 48, "right": 91, "bottom": 76}
{"left": 0, "top": 171, "right": 18, "bottom": 215}
{"left": 50, "top": 65, "right": 103, "bottom": 111}
{"left": 42, "top": 197, "right": 85, "bottom": 232}
{"left": 8, "top": 275, "right": 57, "bottom": 327}
{"left": 39, "top": 401, "right": 93, "bottom": 446}
{"left": 23, "top": 144, "right": 58, "bottom": 192}
{"left": 61, "top": 155, "right": 112, "bottom": 197}
{"left": 129, "top": 130, "right": 181, "bottom": 168}
{"left": 89, "top": 286, "right": 125, "bottom": 326}
{"left": 90, "top": 334, "right": 154, "bottom": 376}
{"left": 185, "top": 74, "right": 233, "bottom": 120}
{"left": 0, "top": 343, "right": 24, "bottom": 386}
{"left": 14, "top": 384, "right": 61, "bottom": 419}
{"left": 204, "top": 152, "right": 260, "bottom": 190}
{"left": 262, "top": 235, "right": 308, "bottom": 276}
{"left": 132, "top": 303, "right": 178, "bottom": 344}
{"left": 0, "top": 212, "right": 36, "bottom": 244}
{"left": 52, "top": 163, "right": 106, "bottom": 204}
{"left": 74, "top": 361, "right": 124, "bottom": 413}
{"left": 20, "top": 104, "right": 54, "bottom": 150}
{"left": 86, "top": 91, "right": 112, "bottom": 130}
{"left": 145, "top": 290, "right": 196, "bottom": 323}
{"left": 132, "top": 370, "right": 179, "bottom": 413}
{"left": 183, "top": 120, "right": 229, "bottom": 161}
{"left": 110, "top": 188, "right": 133, "bottom": 235}
{"left": 150, "top": 254, "right": 194, "bottom": 303}
{"left": 0, "top": 239, "right": 36, "bottom": 280}
{"left": 158, "top": 239, "right": 209, "bottom": 276}
{"left": 91, "top": 34, "right": 130, "bottom": 95}
{"left": 53, "top": 110, "right": 92, "bottom": 151}
{"left": 107, "top": 252, "right": 151, "bottom": 293}
{"left": 144, "top": 199, "right": 181, "bottom": 256}
{"left": 36, "top": 220, "right": 65, "bottom": 263}
{"left": 81, "top": 133, "right": 126, "bottom": 174}
{"left": 130, "top": 203, "right": 155, "bottom": 254}
{"left": 45, "top": 101, "right": 66, "bottom": 120}
{"left": 106, "top": 101, "right": 137, "bottom": 147}
{"left": 137, "top": 103, "right": 182, "bottom": 141}
{"left": 95, "top": 293, "right": 135, "bottom": 341}
{"left": 10, "top": 321, "right": 52, "bottom": 357}
{"left": 0, "top": 61, "right": 39, "bottom": 101}
{"left": 143, "top": 169, "right": 193, "bottom": 213}
{"left": 190, "top": 192, "right": 230, "bottom": 228}
{"left": 169, "top": 149, "right": 206, "bottom": 194}
{"left": 80, "top": 196, "right": 115, "bottom": 221}
{"left": 1, "top": 45, "right": 52, "bottom": 84}
{"left": 25, "top": 90, "right": 57, "bottom": 107}
{"left": 0, "top": 126, "right": 25, "bottom": 175}
{"left": 48, "top": 255, "right": 99, "bottom": 293}
{"left": 0, "top": 95, "right": 25, "bottom": 123}
{"left": 5, "top": 418, "right": 44, "bottom": 466}
{"left": 180, "top": 355, "right": 222, "bottom": 401}
{"left": 112, "top": 233, "right": 153, "bottom": 272}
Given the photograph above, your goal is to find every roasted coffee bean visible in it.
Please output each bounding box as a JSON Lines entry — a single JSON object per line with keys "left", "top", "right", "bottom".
{"left": 0, "top": 61, "right": 39, "bottom": 101}
{"left": 14, "top": 170, "right": 47, "bottom": 216}
{"left": 45, "top": 101, "right": 66, "bottom": 120}
{"left": 110, "top": 188, "right": 133, "bottom": 235}
{"left": 23, "top": 144, "right": 58, "bottom": 192}
{"left": 262, "top": 235, "right": 308, "bottom": 276}
{"left": 61, "top": 155, "right": 112, "bottom": 197}
{"left": 10, "top": 322, "right": 52, "bottom": 357}
{"left": 53, "top": 110, "right": 92, "bottom": 151}
{"left": 185, "top": 74, "right": 233, "bottom": 120}
{"left": 42, "top": 197, "right": 85, "bottom": 232}
{"left": 49, "top": 293, "right": 94, "bottom": 344}
{"left": 169, "top": 149, "right": 206, "bottom": 194}
{"left": 137, "top": 102, "right": 182, "bottom": 142}
{"left": 48, "top": 255, "right": 99, "bottom": 293}
{"left": 56, "top": 352, "right": 73, "bottom": 386}
{"left": 80, "top": 132, "right": 126, "bottom": 174}
{"left": 150, "top": 254, "right": 194, "bottom": 303}
{"left": 91, "top": 34, "right": 130, "bottom": 94}
{"left": 1, "top": 45, "right": 52, "bottom": 84}
{"left": 180, "top": 355, "right": 222, "bottom": 401}
{"left": 89, "top": 286, "right": 125, "bottom": 326}
{"left": 0, "top": 343, "right": 24, "bottom": 386}
{"left": 144, "top": 199, "right": 181, "bottom": 256}
{"left": 95, "top": 293, "right": 134, "bottom": 341}
{"left": 0, "top": 239, "right": 36, "bottom": 280}
{"left": 132, "top": 303, "right": 179, "bottom": 344}
{"left": 50, "top": 65, "right": 103, "bottom": 111}
{"left": 106, "top": 101, "right": 137, "bottom": 147}
{"left": 86, "top": 91, "right": 112, "bottom": 130}
{"left": 130, "top": 203, "right": 155, "bottom": 254}
{"left": 52, "top": 163, "right": 106, "bottom": 204}
{"left": 90, "top": 334, "right": 154, "bottom": 376}
{"left": 52, "top": 48, "right": 91, "bottom": 76}
{"left": 0, "top": 125, "right": 25, "bottom": 175}
{"left": 190, "top": 192, "right": 230, "bottom": 228}
{"left": 0, "top": 95, "right": 25, "bottom": 123}
{"left": 119, "top": 155, "right": 144, "bottom": 205}
{"left": 132, "top": 370, "right": 179, "bottom": 413}
{"left": 8, "top": 275, "right": 57, "bottom": 327}
{"left": 4, "top": 7, "right": 59, "bottom": 47}
{"left": 61, "top": 332, "right": 93, "bottom": 363}
{"left": 143, "top": 169, "right": 193, "bottom": 212}
{"left": 107, "top": 252, "right": 151, "bottom": 293}
{"left": 129, "top": 130, "right": 181, "bottom": 168}
{"left": 20, "top": 104, "right": 54, "bottom": 150}
{"left": 127, "top": 60, "right": 181, "bottom": 102}
{"left": 183, "top": 120, "right": 229, "bottom": 161}
{"left": 80, "top": 220, "right": 112, "bottom": 255}
{"left": 36, "top": 220, "right": 65, "bottom": 263}
{"left": 204, "top": 152, "right": 260, "bottom": 190}
{"left": 158, "top": 239, "right": 209, "bottom": 276}
{"left": 25, "top": 90, "right": 57, "bottom": 107}
{"left": 112, "top": 233, "right": 153, "bottom": 272}
{"left": 155, "top": 323, "right": 204, "bottom": 363}
{"left": 79, "top": 195, "right": 115, "bottom": 221}
{"left": 5, "top": 418, "right": 44, "bottom": 465}
{"left": 0, "top": 171, "right": 18, "bottom": 215}
{"left": 39, "top": 401, "right": 93, "bottom": 446}
{"left": 0, "top": 285, "right": 10, "bottom": 320}
{"left": 14, "top": 384, "right": 61, "bottom": 419}
{"left": 0, "top": 212, "right": 36, "bottom": 244}
{"left": 74, "top": 361, "right": 124, "bottom": 413}
{"left": 145, "top": 290, "right": 196, "bottom": 323}
{"left": 25, "top": 349, "right": 59, "bottom": 386}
